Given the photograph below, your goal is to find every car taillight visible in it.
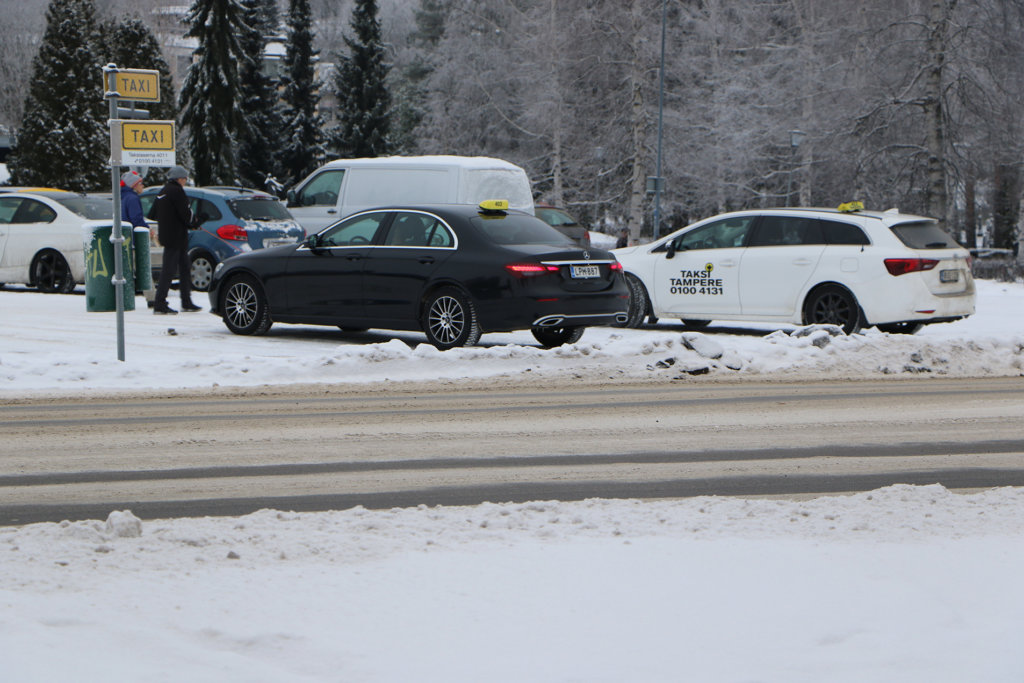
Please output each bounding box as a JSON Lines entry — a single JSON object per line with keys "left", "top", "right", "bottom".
{"left": 506, "top": 263, "right": 560, "bottom": 277}
{"left": 609, "top": 261, "right": 623, "bottom": 271}
{"left": 582, "top": 230, "right": 591, "bottom": 247}
{"left": 216, "top": 224, "right": 249, "bottom": 241}
{"left": 884, "top": 258, "right": 939, "bottom": 276}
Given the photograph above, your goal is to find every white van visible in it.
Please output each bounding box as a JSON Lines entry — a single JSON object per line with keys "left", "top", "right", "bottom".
{"left": 285, "top": 155, "right": 535, "bottom": 233}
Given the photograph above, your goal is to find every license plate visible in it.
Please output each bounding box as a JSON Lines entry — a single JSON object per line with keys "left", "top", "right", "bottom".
{"left": 939, "top": 269, "right": 959, "bottom": 283}
{"left": 570, "top": 265, "right": 600, "bottom": 279}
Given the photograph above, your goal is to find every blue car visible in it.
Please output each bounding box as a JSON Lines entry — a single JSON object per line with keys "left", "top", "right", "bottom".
{"left": 139, "top": 186, "right": 305, "bottom": 291}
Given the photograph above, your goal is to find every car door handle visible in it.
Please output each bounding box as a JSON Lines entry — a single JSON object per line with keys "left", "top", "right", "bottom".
{"left": 718, "top": 259, "right": 738, "bottom": 267}
{"left": 418, "top": 257, "right": 435, "bottom": 265}
{"left": 345, "top": 253, "right": 362, "bottom": 261}
{"left": 327, "top": 209, "right": 337, "bottom": 214}
{"left": 792, "top": 258, "right": 814, "bottom": 266}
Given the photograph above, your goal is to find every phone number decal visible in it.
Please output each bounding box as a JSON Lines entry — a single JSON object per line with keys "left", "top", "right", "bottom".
{"left": 669, "top": 267, "right": 724, "bottom": 295}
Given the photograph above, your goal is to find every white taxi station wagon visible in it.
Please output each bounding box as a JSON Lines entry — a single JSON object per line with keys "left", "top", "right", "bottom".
{"left": 613, "top": 204, "right": 976, "bottom": 334}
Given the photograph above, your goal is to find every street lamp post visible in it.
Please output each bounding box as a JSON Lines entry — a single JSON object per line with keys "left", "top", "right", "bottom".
{"left": 785, "top": 129, "right": 806, "bottom": 207}
{"left": 653, "top": 0, "right": 667, "bottom": 239}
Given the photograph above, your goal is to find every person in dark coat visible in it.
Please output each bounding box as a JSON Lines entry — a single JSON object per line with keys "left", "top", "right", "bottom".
{"left": 152, "top": 165, "right": 201, "bottom": 314}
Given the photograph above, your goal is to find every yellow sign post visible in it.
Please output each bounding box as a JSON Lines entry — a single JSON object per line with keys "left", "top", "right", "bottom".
{"left": 100, "top": 63, "right": 172, "bottom": 361}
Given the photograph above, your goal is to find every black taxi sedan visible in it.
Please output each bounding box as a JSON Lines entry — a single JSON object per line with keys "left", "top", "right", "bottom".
{"left": 207, "top": 201, "right": 629, "bottom": 349}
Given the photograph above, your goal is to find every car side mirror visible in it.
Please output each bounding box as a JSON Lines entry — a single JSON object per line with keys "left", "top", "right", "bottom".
{"left": 286, "top": 189, "right": 297, "bottom": 207}
{"left": 305, "top": 234, "right": 323, "bottom": 251}
{"left": 665, "top": 241, "right": 676, "bottom": 260}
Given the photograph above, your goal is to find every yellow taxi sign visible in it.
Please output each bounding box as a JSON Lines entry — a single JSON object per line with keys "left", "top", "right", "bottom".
{"left": 838, "top": 201, "right": 864, "bottom": 213}
{"left": 111, "top": 120, "right": 176, "bottom": 166}
{"left": 108, "top": 69, "right": 160, "bottom": 102}
{"left": 479, "top": 199, "right": 509, "bottom": 212}
{"left": 121, "top": 121, "right": 174, "bottom": 150}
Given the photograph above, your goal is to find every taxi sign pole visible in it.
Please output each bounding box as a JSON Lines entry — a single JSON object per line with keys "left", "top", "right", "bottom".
{"left": 104, "top": 64, "right": 127, "bottom": 361}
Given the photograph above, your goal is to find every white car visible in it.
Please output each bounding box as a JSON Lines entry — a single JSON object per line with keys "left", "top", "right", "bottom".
{"left": 614, "top": 206, "right": 975, "bottom": 334}
{"left": 0, "top": 191, "right": 112, "bottom": 293}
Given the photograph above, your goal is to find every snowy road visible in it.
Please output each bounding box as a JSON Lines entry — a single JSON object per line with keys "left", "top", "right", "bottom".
{"left": 3, "top": 376, "right": 1024, "bottom": 524}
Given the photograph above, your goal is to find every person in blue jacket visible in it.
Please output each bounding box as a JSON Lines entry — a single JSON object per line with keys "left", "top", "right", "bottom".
{"left": 120, "top": 170, "right": 155, "bottom": 305}
{"left": 120, "top": 171, "right": 146, "bottom": 228}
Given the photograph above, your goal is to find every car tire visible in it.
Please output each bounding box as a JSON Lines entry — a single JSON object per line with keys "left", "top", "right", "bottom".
{"left": 531, "top": 326, "right": 585, "bottom": 348}
{"left": 190, "top": 251, "right": 216, "bottom": 292}
{"left": 876, "top": 322, "right": 924, "bottom": 335}
{"left": 32, "top": 250, "right": 75, "bottom": 293}
{"left": 422, "top": 287, "right": 480, "bottom": 349}
{"left": 221, "top": 275, "right": 272, "bottom": 335}
{"left": 803, "top": 285, "right": 862, "bottom": 334}
{"left": 623, "top": 273, "right": 650, "bottom": 328}
{"left": 681, "top": 319, "right": 711, "bottom": 330}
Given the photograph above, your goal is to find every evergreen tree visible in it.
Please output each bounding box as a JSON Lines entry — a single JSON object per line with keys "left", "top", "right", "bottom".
{"left": 99, "top": 17, "right": 177, "bottom": 187}
{"left": 390, "top": 0, "right": 448, "bottom": 154}
{"left": 8, "top": 0, "right": 108, "bottom": 191}
{"left": 237, "top": 0, "right": 285, "bottom": 191}
{"left": 329, "top": 0, "right": 392, "bottom": 158}
{"left": 280, "top": 0, "right": 324, "bottom": 184}
{"left": 179, "top": 0, "right": 249, "bottom": 186}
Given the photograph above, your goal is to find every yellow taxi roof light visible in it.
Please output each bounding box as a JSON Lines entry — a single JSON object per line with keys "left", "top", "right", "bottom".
{"left": 479, "top": 199, "right": 509, "bottom": 212}
{"left": 837, "top": 201, "right": 864, "bottom": 213}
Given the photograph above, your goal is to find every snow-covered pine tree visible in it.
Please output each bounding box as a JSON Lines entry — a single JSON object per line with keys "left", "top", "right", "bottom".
{"left": 179, "top": 0, "right": 249, "bottom": 186}
{"left": 99, "top": 17, "right": 177, "bottom": 187}
{"left": 237, "top": 0, "right": 285, "bottom": 192}
{"left": 8, "top": 0, "right": 108, "bottom": 191}
{"left": 329, "top": 0, "right": 392, "bottom": 158}
{"left": 389, "top": 0, "right": 449, "bottom": 154}
{"left": 280, "top": 0, "right": 324, "bottom": 185}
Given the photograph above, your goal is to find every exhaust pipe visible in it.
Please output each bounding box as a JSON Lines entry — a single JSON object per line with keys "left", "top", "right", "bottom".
{"left": 533, "top": 316, "right": 565, "bottom": 327}
{"left": 615, "top": 314, "right": 628, "bottom": 324}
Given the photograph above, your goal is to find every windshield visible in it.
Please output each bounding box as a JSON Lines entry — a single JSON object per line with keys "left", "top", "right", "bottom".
{"left": 889, "top": 220, "right": 960, "bottom": 249}
{"left": 229, "top": 197, "right": 292, "bottom": 221}
{"left": 52, "top": 194, "right": 113, "bottom": 219}
{"left": 471, "top": 213, "right": 573, "bottom": 246}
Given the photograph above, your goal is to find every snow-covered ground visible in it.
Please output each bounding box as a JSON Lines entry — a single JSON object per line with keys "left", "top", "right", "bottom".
{"left": 1, "top": 279, "right": 1022, "bottom": 394}
{"left": 2, "top": 279, "right": 1024, "bottom": 682}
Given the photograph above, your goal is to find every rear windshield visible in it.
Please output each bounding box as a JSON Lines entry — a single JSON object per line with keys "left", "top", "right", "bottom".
{"left": 889, "top": 220, "right": 960, "bottom": 249}
{"left": 229, "top": 197, "right": 292, "bottom": 221}
{"left": 471, "top": 213, "right": 573, "bottom": 246}
{"left": 52, "top": 194, "right": 113, "bottom": 219}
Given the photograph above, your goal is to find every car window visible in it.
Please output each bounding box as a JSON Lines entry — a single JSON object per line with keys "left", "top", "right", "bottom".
{"left": 318, "top": 211, "right": 388, "bottom": 247}
{"left": 472, "top": 213, "right": 571, "bottom": 246}
{"left": 190, "top": 198, "right": 222, "bottom": 222}
{"left": 229, "top": 198, "right": 291, "bottom": 221}
{"left": 11, "top": 198, "right": 57, "bottom": 224}
{"left": 889, "top": 220, "right": 959, "bottom": 249}
{"left": 0, "top": 197, "right": 22, "bottom": 223}
{"left": 820, "top": 219, "right": 870, "bottom": 245}
{"left": 748, "top": 216, "right": 824, "bottom": 246}
{"left": 673, "top": 216, "right": 755, "bottom": 251}
{"left": 294, "top": 170, "right": 345, "bottom": 207}
{"left": 49, "top": 194, "right": 110, "bottom": 219}
{"left": 384, "top": 212, "right": 453, "bottom": 248}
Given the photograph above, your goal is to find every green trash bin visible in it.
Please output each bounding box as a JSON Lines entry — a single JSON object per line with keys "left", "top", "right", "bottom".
{"left": 83, "top": 223, "right": 136, "bottom": 312}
